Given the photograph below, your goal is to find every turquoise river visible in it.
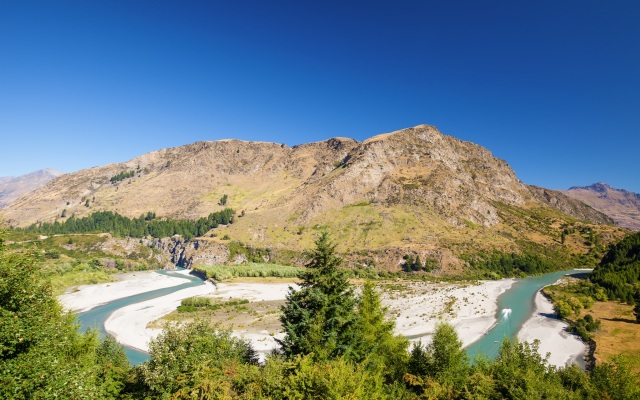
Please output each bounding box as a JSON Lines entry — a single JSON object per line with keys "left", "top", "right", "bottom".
{"left": 76, "top": 269, "right": 586, "bottom": 366}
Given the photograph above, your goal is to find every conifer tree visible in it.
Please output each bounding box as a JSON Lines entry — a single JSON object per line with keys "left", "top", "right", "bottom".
{"left": 278, "top": 232, "right": 358, "bottom": 360}
{"left": 353, "top": 281, "right": 408, "bottom": 378}
{"left": 634, "top": 290, "right": 640, "bottom": 323}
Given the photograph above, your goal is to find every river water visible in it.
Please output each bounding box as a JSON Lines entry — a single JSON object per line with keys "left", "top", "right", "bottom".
{"left": 465, "top": 269, "right": 587, "bottom": 363}
{"left": 76, "top": 270, "right": 205, "bottom": 365}
{"left": 76, "top": 269, "right": 585, "bottom": 366}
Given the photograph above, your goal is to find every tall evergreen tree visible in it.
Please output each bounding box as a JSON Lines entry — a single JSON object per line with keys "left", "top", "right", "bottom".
{"left": 353, "top": 281, "right": 408, "bottom": 378}
{"left": 634, "top": 290, "right": 640, "bottom": 323}
{"left": 278, "top": 232, "right": 358, "bottom": 360}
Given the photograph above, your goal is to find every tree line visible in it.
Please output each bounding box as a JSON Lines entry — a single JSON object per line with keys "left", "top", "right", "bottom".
{"left": 590, "top": 231, "right": 640, "bottom": 303}
{"left": 21, "top": 208, "right": 235, "bottom": 240}
{"left": 110, "top": 170, "right": 136, "bottom": 183}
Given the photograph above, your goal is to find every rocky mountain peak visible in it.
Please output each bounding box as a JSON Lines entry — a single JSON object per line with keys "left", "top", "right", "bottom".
{"left": 563, "top": 183, "right": 640, "bottom": 231}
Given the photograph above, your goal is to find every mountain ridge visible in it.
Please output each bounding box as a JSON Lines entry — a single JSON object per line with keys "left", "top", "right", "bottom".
{"left": 563, "top": 183, "right": 640, "bottom": 231}
{"left": 1, "top": 125, "right": 623, "bottom": 271}
{"left": 0, "top": 168, "right": 64, "bottom": 208}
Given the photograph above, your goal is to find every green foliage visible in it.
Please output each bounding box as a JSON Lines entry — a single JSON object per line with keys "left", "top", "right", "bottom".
{"left": 0, "top": 236, "right": 128, "bottom": 399}
{"left": 177, "top": 296, "right": 249, "bottom": 312}
{"left": 569, "top": 314, "right": 601, "bottom": 340}
{"left": 95, "top": 336, "right": 130, "bottom": 399}
{"left": 110, "top": 170, "right": 135, "bottom": 183}
{"left": 465, "top": 249, "right": 566, "bottom": 278}
{"left": 219, "top": 193, "right": 228, "bottom": 206}
{"left": 194, "top": 263, "right": 304, "bottom": 281}
{"left": 135, "top": 319, "right": 257, "bottom": 397}
{"left": 634, "top": 290, "right": 640, "bottom": 323}
{"left": 227, "top": 240, "right": 273, "bottom": 262}
{"left": 406, "top": 322, "right": 469, "bottom": 396}
{"left": 279, "top": 232, "right": 359, "bottom": 360}
{"left": 402, "top": 254, "right": 435, "bottom": 273}
{"left": 352, "top": 282, "right": 409, "bottom": 380}
{"left": 21, "top": 208, "right": 235, "bottom": 240}
{"left": 590, "top": 231, "right": 640, "bottom": 301}
{"left": 489, "top": 338, "right": 576, "bottom": 399}
{"left": 589, "top": 355, "right": 640, "bottom": 400}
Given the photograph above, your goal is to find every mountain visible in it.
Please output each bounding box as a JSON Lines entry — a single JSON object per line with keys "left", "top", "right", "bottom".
{"left": 0, "top": 168, "right": 64, "bottom": 208}
{"left": 0, "top": 125, "right": 622, "bottom": 271}
{"left": 563, "top": 183, "right": 640, "bottom": 231}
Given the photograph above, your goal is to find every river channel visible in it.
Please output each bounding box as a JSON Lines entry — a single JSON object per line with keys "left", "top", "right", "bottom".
{"left": 465, "top": 269, "right": 587, "bottom": 364}
{"left": 76, "top": 269, "right": 585, "bottom": 366}
{"left": 76, "top": 269, "right": 205, "bottom": 365}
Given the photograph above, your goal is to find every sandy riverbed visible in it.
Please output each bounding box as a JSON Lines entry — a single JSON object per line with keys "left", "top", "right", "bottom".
{"left": 59, "top": 271, "right": 588, "bottom": 367}
{"left": 380, "top": 279, "right": 515, "bottom": 348}
{"left": 58, "top": 270, "right": 189, "bottom": 312}
{"left": 517, "top": 289, "right": 588, "bottom": 367}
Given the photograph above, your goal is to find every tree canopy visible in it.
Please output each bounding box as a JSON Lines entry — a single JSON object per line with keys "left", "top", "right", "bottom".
{"left": 22, "top": 208, "right": 235, "bottom": 240}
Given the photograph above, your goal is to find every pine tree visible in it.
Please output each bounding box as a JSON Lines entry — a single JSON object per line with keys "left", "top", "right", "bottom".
{"left": 353, "top": 281, "right": 408, "bottom": 378}
{"left": 634, "top": 290, "right": 640, "bottom": 323}
{"left": 414, "top": 256, "right": 423, "bottom": 272}
{"left": 278, "top": 232, "right": 358, "bottom": 360}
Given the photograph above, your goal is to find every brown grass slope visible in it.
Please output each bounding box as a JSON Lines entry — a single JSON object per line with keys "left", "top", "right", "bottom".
{"left": 563, "top": 183, "right": 640, "bottom": 231}
{"left": 1, "top": 125, "right": 622, "bottom": 270}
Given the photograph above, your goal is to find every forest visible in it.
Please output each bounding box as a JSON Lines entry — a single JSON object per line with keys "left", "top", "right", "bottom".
{"left": 590, "top": 231, "right": 640, "bottom": 302}
{"left": 21, "top": 208, "right": 235, "bottom": 240}
{"left": 2, "top": 232, "right": 639, "bottom": 399}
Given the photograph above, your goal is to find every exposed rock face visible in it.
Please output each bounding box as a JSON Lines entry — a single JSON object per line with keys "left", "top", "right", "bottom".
{"left": 563, "top": 183, "right": 640, "bottom": 230}
{"left": 284, "top": 125, "right": 531, "bottom": 227}
{"left": 0, "top": 169, "right": 63, "bottom": 208}
{"left": 528, "top": 186, "right": 614, "bottom": 225}
{"left": 152, "top": 236, "right": 230, "bottom": 268}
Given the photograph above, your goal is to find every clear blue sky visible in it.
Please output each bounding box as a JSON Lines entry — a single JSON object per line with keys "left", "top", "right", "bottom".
{"left": 1, "top": 0, "right": 639, "bottom": 192}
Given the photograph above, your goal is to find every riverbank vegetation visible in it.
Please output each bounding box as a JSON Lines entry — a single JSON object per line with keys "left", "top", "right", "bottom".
{"left": 2, "top": 231, "right": 159, "bottom": 294}
{"left": 542, "top": 231, "right": 640, "bottom": 370}
{"left": 590, "top": 231, "right": 640, "bottom": 302}
{"left": 194, "top": 263, "right": 304, "bottom": 281}
{"left": 4, "top": 232, "right": 640, "bottom": 398}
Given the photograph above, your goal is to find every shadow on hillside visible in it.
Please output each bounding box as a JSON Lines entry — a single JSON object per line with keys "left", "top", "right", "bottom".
{"left": 602, "top": 317, "right": 637, "bottom": 324}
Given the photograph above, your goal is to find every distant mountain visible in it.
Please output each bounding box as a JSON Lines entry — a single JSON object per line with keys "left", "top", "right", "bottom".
{"left": 0, "top": 169, "right": 64, "bottom": 208}
{"left": 563, "top": 183, "right": 640, "bottom": 231}
{"left": 1, "top": 126, "right": 623, "bottom": 271}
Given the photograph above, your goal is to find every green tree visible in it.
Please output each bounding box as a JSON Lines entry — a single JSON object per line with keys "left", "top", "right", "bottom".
{"left": 427, "top": 322, "right": 469, "bottom": 384}
{"left": 135, "top": 319, "right": 257, "bottom": 397}
{"left": 634, "top": 290, "right": 640, "bottom": 323}
{"left": 353, "top": 281, "right": 408, "bottom": 379}
{"left": 405, "top": 322, "right": 469, "bottom": 397}
{"left": 278, "top": 232, "right": 358, "bottom": 360}
{"left": 413, "top": 255, "right": 423, "bottom": 272}
{"left": 0, "top": 235, "right": 119, "bottom": 399}
{"left": 95, "top": 336, "right": 130, "bottom": 399}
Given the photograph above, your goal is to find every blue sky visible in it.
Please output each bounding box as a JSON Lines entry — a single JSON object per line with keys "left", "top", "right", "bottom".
{"left": 1, "top": 1, "right": 639, "bottom": 192}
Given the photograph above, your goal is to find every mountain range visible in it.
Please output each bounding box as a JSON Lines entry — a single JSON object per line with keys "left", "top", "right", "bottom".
{"left": 564, "top": 183, "right": 640, "bottom": 231}
{"left": 0, "top": 125, "right": 628, "bottom": 270}
{"left": 0, "top": 168, "right": 63, "bottom": 208}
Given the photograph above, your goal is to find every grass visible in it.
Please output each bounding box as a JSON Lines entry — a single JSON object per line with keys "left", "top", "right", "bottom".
{"left": 587, "top": 301, "right": 640, "bottom": 371}
{"left": 543, "top": 278, "right": 640, "bottom": 371}
{"left": 177, "top": 297, "right": 250, "bottom": 313}
{"left": 194, "top": 263, "right": 304, "bottom": 281}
